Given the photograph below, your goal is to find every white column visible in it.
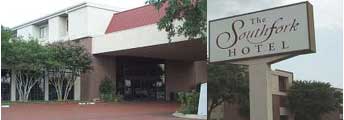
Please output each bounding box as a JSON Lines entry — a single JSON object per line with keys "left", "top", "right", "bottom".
{"left": 74, "top": 76, "right": 81, "bottom": 100}
{"left": 10, "top": 70, "right": 16, "bottom": 101}
{"left": 44, "top": 78, "right": 49, "bottom": 101}
{"left": 248, "top": 63, "right": 273, "bottom": 120}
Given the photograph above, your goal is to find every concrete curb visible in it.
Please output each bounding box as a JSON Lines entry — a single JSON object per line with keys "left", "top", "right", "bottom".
{"left": 78, "top": 102, "right": 95, "bottom": 105}
{"left": 1, "top": 105, "right": 10, "bottom": 108}
{"left": 172, "top": 112, "right": 207, "bottom": 120}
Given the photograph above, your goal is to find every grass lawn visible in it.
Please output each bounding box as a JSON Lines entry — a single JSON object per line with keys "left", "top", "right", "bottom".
{"left": 2, "top": 101, "right": 11, "bottom": 105}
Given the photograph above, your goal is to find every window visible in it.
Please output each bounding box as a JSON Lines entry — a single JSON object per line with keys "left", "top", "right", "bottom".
{"left": 39, "top": 26, "right": 48, "bottom": 39}
{"left": 280, "top": 96, "right": 287, "bottom": 107}
{"left": 66, "top": 18, "right": 68, "bottom": 32}
{"left": 60, "top": 16, "right": 68, "bottom": 39}
{"left": 279, "top": 76, "right": 288, "bottom": 92}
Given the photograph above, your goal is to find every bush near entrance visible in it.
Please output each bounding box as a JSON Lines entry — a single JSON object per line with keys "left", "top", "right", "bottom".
{"left": 177, "top": 90, "right": 199, "bottom": 114}
{"left": 288, "top": 80, "right": 342, "bottom": 120}
{"left": 99, "top": 77, "right": 115, "bottom": 102}
{"left": 99, "top": 77, "right": 122, "bottom": 102}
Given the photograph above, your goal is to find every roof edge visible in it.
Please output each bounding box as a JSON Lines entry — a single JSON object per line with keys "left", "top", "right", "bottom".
{"left": 105, "top": 4, "right": 154, "bottom": 33}
{"left": 12, "top": 2, "right": 122, "bottom": 30}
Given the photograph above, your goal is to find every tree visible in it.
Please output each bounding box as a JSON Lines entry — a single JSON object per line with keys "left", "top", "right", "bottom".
{"left": 207, "top": 62, "right": 249, "bottom": 119}
{"left": 2, "top": 28, "right": 49, "bottom": 101}
{"left": 288, "top": 80, "right": 341, "bottom": 120}
{"left": 2, "top": 26, "right": 91, "bottom": 101}
{"left": 333, "top": 89, "right": 343, "bottom": 108}
{"left": 46, "top": 41, "right": 92, "bottom": 101}
{"left": 146, "top": 0, "right": 207, "bottom": 42}
{"left": 1, "top": 26, "right": 14, "bottom": 67}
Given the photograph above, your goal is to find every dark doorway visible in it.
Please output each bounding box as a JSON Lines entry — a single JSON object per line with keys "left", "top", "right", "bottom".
{"left": 116, "top": 56, "right": 166, "bottom": 101}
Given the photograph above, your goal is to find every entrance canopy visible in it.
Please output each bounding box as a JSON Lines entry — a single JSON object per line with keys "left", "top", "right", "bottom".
{"left": 92, "top": 21, "right": 206, "bottom": 61}
{"left": 95, "top": 39, "right": 206, "bottom": 61}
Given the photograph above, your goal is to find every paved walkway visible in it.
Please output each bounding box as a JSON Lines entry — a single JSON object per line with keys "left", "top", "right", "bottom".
{"left": 2, "top": 102, "right": 191, "bottom": 120}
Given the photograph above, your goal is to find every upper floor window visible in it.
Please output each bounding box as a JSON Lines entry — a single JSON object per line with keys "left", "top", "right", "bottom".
{"left": 39, "top": 25, "right": 48, "bottom": 39}
{"left": 66, "top": 18, "right": 69, "bottom": 32}
{"left": 279, "top": 76, "right": 288, "bottom": 92}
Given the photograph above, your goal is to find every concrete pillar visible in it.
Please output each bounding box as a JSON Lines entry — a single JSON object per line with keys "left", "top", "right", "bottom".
{"left": 194, "top": 61, "right": 208, "bottom": 84}
{"left": 74, "top": 76, "right": 81, "bottom": 100}
{"left": 165, "top": 61, "right": 194, "bottom": 101}
{"left": 231, "top": 55, "right": 293, "bottom": 120}
{"left": 44, "top": 78, "right": 49, "bottom": 101}
{"left": 248, "top": 63, "right": 273, "bottom": 120}
{"left": 10, "top": 70, "right": 16, "bottom": 101}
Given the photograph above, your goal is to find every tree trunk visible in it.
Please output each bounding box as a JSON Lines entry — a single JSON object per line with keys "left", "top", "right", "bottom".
{"left": 63, "top": 83, "right": 73, "bottom": 101}
{"left": 208, "top": 108, "right": 212, "bottom": 120}
{"left": 207, "top": 100, "right": 223, "bottom": 120}
{"left": 208, "top": 104, "right": 215, "bottom": 120}
{"left": 63, "top": 74, "right": 76, "bottom": 101}
{"left": 49, "top": 71, "right": 64, "bottom": 101}
{"left": 14, "top": 70, "right": 42, "bottom": 102}
{"left": 49, "top": 70, "right": 77, "bottom": 101}
{"left": 24, "top": 92, "right": 29, "bottom": 102}
{"left": 56, "top": 87, "right": 63, "bottom": 101}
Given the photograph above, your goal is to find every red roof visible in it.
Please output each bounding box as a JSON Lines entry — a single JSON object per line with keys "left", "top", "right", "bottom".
{"left": 105, "top": 4, "right": 167, "bottom": 34}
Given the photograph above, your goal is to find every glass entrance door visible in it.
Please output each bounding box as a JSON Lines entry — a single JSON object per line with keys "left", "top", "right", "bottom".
{"left": 116, "top": 56, "right": 165, "bottom": 101}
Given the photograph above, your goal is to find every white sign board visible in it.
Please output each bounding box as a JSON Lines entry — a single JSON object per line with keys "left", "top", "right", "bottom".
{"left": 209, "top": 2, "right": 315, "bottom": 62}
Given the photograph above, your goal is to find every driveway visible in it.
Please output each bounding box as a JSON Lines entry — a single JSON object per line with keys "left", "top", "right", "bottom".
{"left": 2, "top": 102, "right": 192, "bottom": 120}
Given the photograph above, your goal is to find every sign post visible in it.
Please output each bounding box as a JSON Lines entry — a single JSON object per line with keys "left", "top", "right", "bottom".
{"left": 208, "top": 2, "right": 315, "bottom": 120}
{"left": 231, "top": 55, "right": 293, "bottom": 120}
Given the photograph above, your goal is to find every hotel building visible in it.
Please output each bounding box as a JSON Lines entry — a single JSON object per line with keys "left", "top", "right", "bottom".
{"left": 3, "top": 2, "right": 207, "bottom": 101}
{"left": 3, "top": 2, "right": 340, "bottom": 120}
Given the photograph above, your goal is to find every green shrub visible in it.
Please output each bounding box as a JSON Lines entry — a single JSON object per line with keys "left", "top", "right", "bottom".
{"left": 100, "top": 94, "right": 113, "bottom": 102}
{"left": 99, "top": 93, "right": 123, "bottom": 102}
{"left": 113, "top": 94, "right": 124, "bottom": 102}
{"left": 99, "top": 77, "right": 115, "bottom": 102}
{"left": 177, "top": 90, "right": 199, "bottom": 114}
{"left": 99, "top": 77, "right": 114, "bottom": 94}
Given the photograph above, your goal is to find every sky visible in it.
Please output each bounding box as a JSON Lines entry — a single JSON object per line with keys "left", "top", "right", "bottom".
{"left": 0, "top": 0, "right": 342, "bottom": 88}
{"left": 209, "top": 0, "right": 343, "bottom": 88}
